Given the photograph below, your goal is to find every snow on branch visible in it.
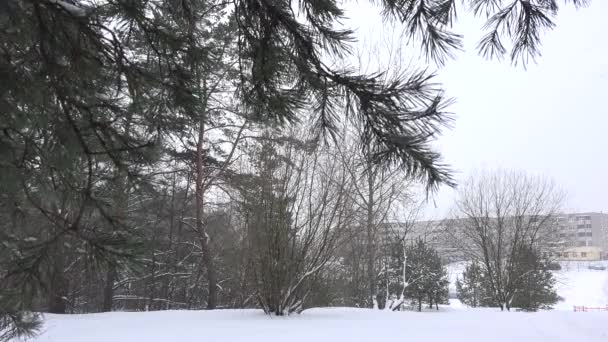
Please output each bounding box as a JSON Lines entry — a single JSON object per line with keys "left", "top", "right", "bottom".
{"left": 48, "top": 0, "right": 89, "bottom": 17}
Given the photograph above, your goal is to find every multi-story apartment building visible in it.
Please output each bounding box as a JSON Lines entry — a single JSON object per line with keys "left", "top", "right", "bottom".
{"left": 379, "top": 219, "right": 466, "bottom": 261}
{"left": 554, "top": 212, "right": 608, "bottom": 251}
{"left": 382, "top": 212, "right": 608, "bottom": 260}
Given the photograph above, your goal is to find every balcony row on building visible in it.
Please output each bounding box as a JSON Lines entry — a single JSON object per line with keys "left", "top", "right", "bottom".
{"left": 379, "top": 212, "right": 608, "bottom": 262}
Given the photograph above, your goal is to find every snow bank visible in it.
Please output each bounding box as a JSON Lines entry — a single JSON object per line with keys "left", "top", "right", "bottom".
{"left": 30, "top": 307, "right": 608, "bottom": 342}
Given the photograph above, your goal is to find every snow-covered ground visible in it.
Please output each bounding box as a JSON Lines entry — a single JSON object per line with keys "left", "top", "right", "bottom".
{"left": 25, "top": 261, "right": 608, "bottom": 342}
{"left": 31, "top": 307, "right": 608, "bottom": 342}
{"left": 554, "top": 261, "right": 608, "bottom": 310}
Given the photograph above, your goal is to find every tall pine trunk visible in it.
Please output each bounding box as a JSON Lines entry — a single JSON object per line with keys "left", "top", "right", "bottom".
{"left": 102, "top": 267, "right": 117, "bottom": 312}
{"left": 195, "top": 81, "right": 217, "bottom": 309}
{"left": 366, "top": 154, "right": 376, "bottom": 308}
{"left": 101, "top": 97, "right": 133, "bottom": 313}
{"left": 48, "top": 236, "right": 67, "bottom": 314}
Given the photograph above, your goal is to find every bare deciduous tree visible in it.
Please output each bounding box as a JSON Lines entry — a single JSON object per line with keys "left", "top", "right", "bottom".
{"left": 240, "top": 131, "right": 355, "bottom": 315}
{"left": 447, "top": 169, "right": 565, "bottom": 311}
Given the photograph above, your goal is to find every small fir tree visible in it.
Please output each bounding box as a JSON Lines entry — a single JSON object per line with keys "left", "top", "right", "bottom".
{"left": 510, "top": 248, "right": 562, "bottom": 311}
{"left": 456, "top": 262, "right": 491, "bottom": 308}
{"left": 404, "top": 239, "right": 449, "bottom": 311}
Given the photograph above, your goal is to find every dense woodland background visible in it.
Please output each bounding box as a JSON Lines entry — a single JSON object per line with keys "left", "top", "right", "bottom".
{"left": 0, "top": 0, "right": 588, "bottom": 340}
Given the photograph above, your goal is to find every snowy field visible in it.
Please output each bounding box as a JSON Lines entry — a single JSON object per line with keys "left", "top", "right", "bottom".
{"left": 27, "top": 261, "right": 608, "bottom": 342}
{"left": 31, "top": 308, "right": 608, "bottom": 342}
{"left": 553, "top": 261, "right": 608, "bottom": 310}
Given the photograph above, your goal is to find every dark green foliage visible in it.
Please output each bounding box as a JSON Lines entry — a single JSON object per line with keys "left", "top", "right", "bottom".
{"left": 473, "top": 0, "right": 591, "bottom": 64}
{"left": 432, "top": 278, "right": 450, "bottom": 307}
{"left": 456, "top": 262, "right": 494, "bottom": 308}
{"left": 376, "top": 238, "right": 407, "bottom": 309}
{"left": 510, "top": 249, "right": 561, "bottom": 311}
{"left": 404, "top": 239, "right": 449, "bottom": 311}
{"left": 0, "top": 309, "right": 41, "bottom": 341}
{"left": 0, "top": 238, "right": 42, "bottom": 340}
{"left": 1, "top": 0, "right": 165, "bottom": 330}
{"left": 427, "top": 257, "right": 450, "bottom": 310}
{"left": 457, "top": 254, "right": 561, "bottom": 311}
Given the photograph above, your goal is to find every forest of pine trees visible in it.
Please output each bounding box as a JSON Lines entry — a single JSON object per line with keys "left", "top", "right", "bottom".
{"left": 0, "top": 0, "right": 589, "bottom": 340}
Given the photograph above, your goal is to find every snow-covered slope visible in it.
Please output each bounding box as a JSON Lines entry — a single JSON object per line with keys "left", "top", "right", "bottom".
{"left": 31, "top": 308, "right": 608, "bottom": 342}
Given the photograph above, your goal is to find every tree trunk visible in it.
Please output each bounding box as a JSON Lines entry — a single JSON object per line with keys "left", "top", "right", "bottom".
{"left": 101, "top": 82, "right": 134, "bottom": 313}
{"left": 48, "top": 237, "right": 67, "bottom": 314}
{"left": 195, "top": 88, "right": 217, "bottom": 309}
{"left": 366, "top": 213, "right": 375, "bottom": 307}
{"left": 102, "top": 266, "right": 117, "bottom": 312}
{"left": 163, "top": 174, "right": 177, "bottom": 310}
{"left": 102, "top": 165, "right": 129, "bottom": 313}
{"left": 417, "top": 297, "right": 422, "bottom": 312}
{"left": 366, "top": 156, "right": 375, "bottom": 308}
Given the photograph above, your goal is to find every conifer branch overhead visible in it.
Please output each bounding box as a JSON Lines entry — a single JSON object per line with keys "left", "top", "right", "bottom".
{"left": 234, "top": 0, "right": 589, "bottom": 190}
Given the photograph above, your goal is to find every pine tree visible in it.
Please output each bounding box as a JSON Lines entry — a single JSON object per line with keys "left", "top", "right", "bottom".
{"left": 510, "top": 248, "right": 562, "bottom": 311}
{"left": 427, "top": 252, "right": 450, "bottom": 310}
{"left": 456, "top": 262, "right": 492, "bottom": 308}
{"left": 456, "top": 254, "right": 561, "bottom": 311}
{"left": 377, "top": 238, "right": 407, "bottom": 310}
{"left": 404, "top": 239, "right": 449, "bottom": 311}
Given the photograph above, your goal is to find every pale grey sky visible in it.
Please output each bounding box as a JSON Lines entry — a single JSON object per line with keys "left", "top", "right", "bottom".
{"left": 343, "top": 1, "right": 608, "bottom": 218}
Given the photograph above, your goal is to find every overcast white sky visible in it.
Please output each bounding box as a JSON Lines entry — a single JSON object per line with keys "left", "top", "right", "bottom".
{"left": 342, "top": 1, "right": 608, "bottom": 218}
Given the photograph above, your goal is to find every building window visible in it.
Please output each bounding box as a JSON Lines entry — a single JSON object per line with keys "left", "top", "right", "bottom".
{"left": 581, "top": 252, "right": 587, "bottom": 257}
{"left": 586, "top": 232, "right": 593, "bottom": 237}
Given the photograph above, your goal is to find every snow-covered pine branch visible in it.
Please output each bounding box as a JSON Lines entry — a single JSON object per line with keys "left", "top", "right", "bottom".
{"left": 48, "top": 0, "right": 89, "bottom": 17}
